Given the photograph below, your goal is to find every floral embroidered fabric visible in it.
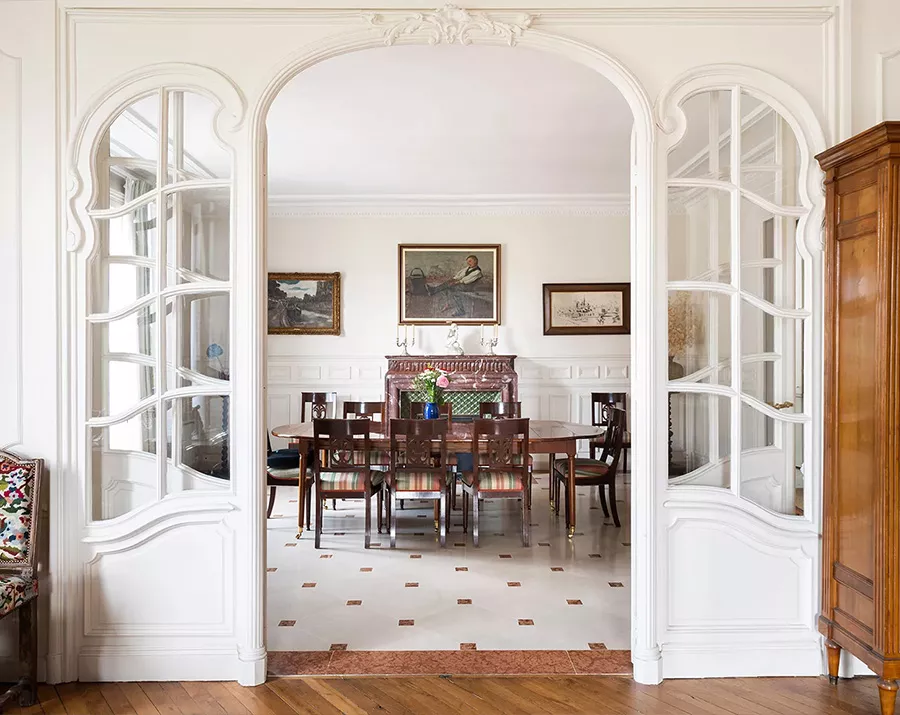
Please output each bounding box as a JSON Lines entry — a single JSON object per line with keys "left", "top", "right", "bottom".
{"left": 0, "top": 457, "right": 35, "bottom": 562}
{"left": 0, "top": 575, "right": 36, "bottom": 618}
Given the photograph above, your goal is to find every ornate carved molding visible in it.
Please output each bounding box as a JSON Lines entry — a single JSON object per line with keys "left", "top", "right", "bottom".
{"left": 363, "top": 4, "right": 534, "bottom": 47}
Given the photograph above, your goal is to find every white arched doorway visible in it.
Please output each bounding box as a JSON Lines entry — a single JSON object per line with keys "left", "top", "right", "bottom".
{"left": 246, "top": 8, "right": 664, "bottom": 684}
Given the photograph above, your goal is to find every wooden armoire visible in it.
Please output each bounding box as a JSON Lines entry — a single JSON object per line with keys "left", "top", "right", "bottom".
{"left": 818, "top": 122, "right": 900, "bottom": 715}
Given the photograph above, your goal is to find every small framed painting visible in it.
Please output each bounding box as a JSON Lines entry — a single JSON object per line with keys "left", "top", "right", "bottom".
{"left": 542, "top": 282, "right": 631, "bottom": 336}
{"left": 267, "top": 272, "right": 341, "bottom": 335}
{"left": 399, "top": 244, "right": 500, "bottom": 325}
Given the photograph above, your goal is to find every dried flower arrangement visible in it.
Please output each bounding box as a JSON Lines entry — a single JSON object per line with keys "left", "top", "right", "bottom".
{"left": 668, "top": 293, "right": 703, "bottom": 358}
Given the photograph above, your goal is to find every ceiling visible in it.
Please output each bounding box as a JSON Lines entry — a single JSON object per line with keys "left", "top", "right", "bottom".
{"left": 265, "top": 45, "right": 634, "bottom": 197}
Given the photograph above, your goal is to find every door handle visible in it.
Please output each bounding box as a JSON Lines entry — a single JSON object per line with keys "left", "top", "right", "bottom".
{"left": 767, "top": 401, "right": 794, "bottom": 410}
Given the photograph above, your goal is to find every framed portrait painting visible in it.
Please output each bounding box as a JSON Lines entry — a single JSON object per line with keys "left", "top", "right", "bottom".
{"left": 398, "top": 244, "right": 500, "bottom": 325}
{"left": 542, "top": 282, "right": 631, "bottom": 336}
{"left": 267, "top": 272, "right": 341, "bottom": 335}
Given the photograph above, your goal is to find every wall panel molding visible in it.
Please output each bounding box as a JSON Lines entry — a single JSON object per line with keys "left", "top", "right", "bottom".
{"left": 876, "top": 48, "right": 900, "bottom": 122}
{"left": 0, "top": 46, "right": 23, "bottom": 450}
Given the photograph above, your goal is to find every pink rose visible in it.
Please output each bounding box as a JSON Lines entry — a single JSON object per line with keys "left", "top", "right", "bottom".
{"left": 436, "top": 375, "right": 450, "bottom": 388}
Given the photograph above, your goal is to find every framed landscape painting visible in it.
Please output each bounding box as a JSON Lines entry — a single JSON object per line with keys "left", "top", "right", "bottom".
{"left": 268, "top": 272, "right": 341, "bottom": 335}
{"left": 399, "top": 244, "right": 500, "bottom": 325}
{"left": 542, "top": 282, "right": 631, "bottom": 335}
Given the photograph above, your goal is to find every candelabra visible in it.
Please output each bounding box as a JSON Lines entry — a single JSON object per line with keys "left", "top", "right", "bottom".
{"left": 480, "top": 334, "right": 498, "bottom": 355}
{"left": 396, "top": 325, "right": 415, "bottom": 356}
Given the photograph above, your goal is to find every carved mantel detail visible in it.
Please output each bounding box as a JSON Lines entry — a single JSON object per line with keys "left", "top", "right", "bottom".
{"left": 385, "top": 354, "right": 518, "bottom": 420}
{"left": 364, "top": 4, "right": 535, "bottom": 47}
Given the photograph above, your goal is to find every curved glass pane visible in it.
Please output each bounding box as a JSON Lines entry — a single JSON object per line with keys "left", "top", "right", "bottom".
{"left": 740, "top": 299, "right": 801, "bottom": 404}
{"left": 90, "top": 260, "right": 154, "bottom": 315}
{"left": 168, "top": 91, "right": 231, "bottom": 181}
{"left": 91, "top": 405, "right": 158, "bottom": 520}
{"left": 739, "top": 197, "right": 802, "bottom": 310}
{"left": 740, "top": 403, "right": 804, "bottom": 516}
{"left": 166, "top": 292, "right": 230, "bottom": 385}
{"left": 668, "top": 290, "right": 731, "bottom": 387}
{"left": 92, "top": 302, "right": 157, "bottom": 357}
{"left": 99, "top": 94, "right": 160, "bottom": 209}
{"left": 740, "top": 91, "right": 802, "bottom": 208}
{"left": 668, "top": 187, "right": 731, "bottom": 282}
{"left": 668, "top": 391, "right": 731, "bottom": 486}
{"left": 165, "top": 395, "right": 231, "bottom": 491}
{"left": 668, "top": 91, "right": 732, "bottom": 180}
{"left": 166, "top": 187, "right": 231, "bottom": 283}
{"left": 91, "top": 359, "right": 154, "bottom": 419}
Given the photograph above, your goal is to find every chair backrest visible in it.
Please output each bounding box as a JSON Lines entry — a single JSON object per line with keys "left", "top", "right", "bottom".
{"left": 409, "top": 401, "right": 453, "bottom": 420}
{"left": 389, "top": 418, "right": 449, "bottom": 476}
{"left": 0, "top": 450, "right": 42, "bottom": 574}
{"left": 301, "top": 392, "right": 338, "bottom": 421}
{"left": 312, "top": 418, "right": 371, "bottom": 475}
{"left": 471, "top": 418, "right": 529, "bottom": 476}
{"left": 591, "top": 392, "right": 628, "bottom": 430}
{"left": 597, "top": 407, "right": 626, "bottom": 474}
{"left": 343, "top": 401, "right": 385, "bottom": 423}
{"left": 479, "top": 401, "right": 521, "bottom": 419}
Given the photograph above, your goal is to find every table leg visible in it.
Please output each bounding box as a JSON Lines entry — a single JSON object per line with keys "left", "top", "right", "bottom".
{"left": 296, "top": 449, "right": 306, "bottom": 539}
{"left": 567, "top": 446, "right": 576, "bottom": 538}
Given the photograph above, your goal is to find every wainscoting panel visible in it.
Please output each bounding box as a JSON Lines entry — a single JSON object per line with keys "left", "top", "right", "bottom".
{"left": 266, "top": 355, "right": 630, "bottom": 452}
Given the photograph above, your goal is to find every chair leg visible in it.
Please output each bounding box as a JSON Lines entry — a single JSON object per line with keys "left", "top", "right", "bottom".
{"left": 266, "top": 486, "right": 277, "bottom": 518}
{"left": 608, "top": 479, "right": 621, "bottom": 528}
{"left": 332, "top": 499, "right": 337, "bottom": 510}
{"left": 305, "top": 481, "right": 313, "bottom": 530}
{"left": 522, "top": 487, "right": 530, "bottom": 547}
{"left": 623, "top": 448, "right": 628, "bottom": 473}
{"left": 390, "top": 490, "right": 398, "bottom": 548}
{"left": 462, "top": 490, "right": 468, "bottom": 533}
{"left": 400, "top": 499, "right": 405, "bottom": 510}
{"left": 598, "top": 485, "right": 610, "bottom": 517}
{"left": 439, "top": 490, "right": 447, "bottom": 547}
{"left": 554, "top": 475, "right": 562, "bottom": 516}
{"left": 17, "top": 599, "right": 36, "bottom": 707}
{"left": 377, "top": 489, "right": 383, "bottom": 534}
{"left": 472, "top": 488, "right": 480, "bottom": 547}
{"left": 364, "top": 492, "right": 372, "bottom": 549}
{"left": 315, "top": 494, "right": 323, "bottom": 549}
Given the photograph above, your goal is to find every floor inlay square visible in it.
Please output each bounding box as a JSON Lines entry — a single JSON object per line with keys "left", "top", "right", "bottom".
{"left": 518, "top": 619, "right": 534, "bottom": 626}
{"left": 267, "top": 567, "right": 277, "bottom": 572}
{"left": 399, "top": 619, "right": 414, "bottom": 626}
{"left": 359, "top": 567, "right": 373, "bottom": 572}
{"left": 455, "top": 567, "right": 468, "bottom": 572}
{"left": 567, "top": 599, "right": 583, "bottom": 605}
{"left": 405, "top": 582, "right": 419, "bottom": 588}
{"left": 458, "top": 599, "right": 472, "bottom": 605}
{"left": 302, "top": 583, "right": 316, "bottom": 588}
{"left": 499, "top": 554, "right": 512, "bottom": 559}
{"left": 329, "top": 644, "right": 348, "bottom": 651}
{"left": 320, "top": 554, "right": 332, "bottom": 559}
{"left": 507, "top": 582, "right": 521, "bottom": 587}
{"left": 588, "top": 643, "right": 607, "bottom": 650}
{"left": 347, "top": 600, "right": 362, "bottom": 606}
{"left": 410, "top": 554, "right": 422, "bottom": 559}
{"left": 459, "top": 643, "right": 477, "bottom": 650}
{"left": 609, "top": 582, "right": 624, "bottom": 588}
{"left": 550, "top": 567, "right": 564, "bottom": 572}
{"left": 278, "top": 620, "right": 296, "bottom": 627}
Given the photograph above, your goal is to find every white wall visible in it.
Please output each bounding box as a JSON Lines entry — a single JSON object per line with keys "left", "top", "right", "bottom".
{"left": 267, "top": 212, "right": 631, "bottom": 358}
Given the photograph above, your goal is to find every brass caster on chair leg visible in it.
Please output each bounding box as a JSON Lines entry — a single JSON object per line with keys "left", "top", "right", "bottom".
{"left": 295, "top": 529, "right": 304, "bottom": 539}
{"left": 828, "top": 675, "right": 838, "bottom": 685}
{"left": 567, "top": 526, "right": 575, "bottom": 538}
{"left": 434, "top": 519, "right": 439, "bottom": 533}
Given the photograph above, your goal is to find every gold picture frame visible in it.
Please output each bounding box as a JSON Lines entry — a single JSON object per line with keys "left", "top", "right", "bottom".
{"left": 267, "top": 272, "right": 341, "bottom": 335}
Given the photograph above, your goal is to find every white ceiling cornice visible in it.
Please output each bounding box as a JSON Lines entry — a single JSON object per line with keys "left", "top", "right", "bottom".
{"left": 267, "top": 193, "right": 631, "bottom": 217}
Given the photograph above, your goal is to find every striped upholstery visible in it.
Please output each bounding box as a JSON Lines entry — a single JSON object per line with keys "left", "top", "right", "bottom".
{"left": 393, "top": 471, "right": 445, "bottom": 493}
{"left": 318, "top": 470, "right": 383, "bottom": 492}
{"left": 462, "top": 471, "right": 524, "bottom": 491}
{"left": 554, "top": 457, "right": 611, "bottom": 477}
{"left": 353, "top": 449, "right": 392, "bottom": 466}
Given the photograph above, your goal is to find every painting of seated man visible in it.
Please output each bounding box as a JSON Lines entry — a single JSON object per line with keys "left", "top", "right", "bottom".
{"left": 399, "top": 244, "right": 500, "bottom": 324}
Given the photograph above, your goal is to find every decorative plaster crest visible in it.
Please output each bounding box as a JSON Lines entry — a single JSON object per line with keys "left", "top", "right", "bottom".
{"left": 363, "top": 4, "right": 534, "bottom": 47}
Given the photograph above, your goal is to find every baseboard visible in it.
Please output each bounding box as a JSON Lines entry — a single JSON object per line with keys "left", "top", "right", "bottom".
{"left": 79, "top": 648, "right": 239, "bottom": 681}
{"left": 661, "top": 642, "right": 823, "bottom": 679}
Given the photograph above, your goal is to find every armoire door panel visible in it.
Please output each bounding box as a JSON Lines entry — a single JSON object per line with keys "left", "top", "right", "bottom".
{"left": 835, "top": 582, "right": 875, "bottom": 633}
{"left": 837, "top": 182, "right": 879, "bottom": 222}
{"left": 835, "top": 233, "right": 879, "bottom": 580}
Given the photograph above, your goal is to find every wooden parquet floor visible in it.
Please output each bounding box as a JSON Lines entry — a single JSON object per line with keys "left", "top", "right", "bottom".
{"left": 2, "top": 676, "right": 886, "bottom": 715}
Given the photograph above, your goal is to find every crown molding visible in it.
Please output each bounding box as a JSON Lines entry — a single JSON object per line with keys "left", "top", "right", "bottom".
{"left": 267, "top": 193, "right": 631, "bottom": 217}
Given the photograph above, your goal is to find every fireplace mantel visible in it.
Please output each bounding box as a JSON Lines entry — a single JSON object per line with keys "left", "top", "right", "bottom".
{"left": 384, "top": 354, "right": 518, "bottom": 419}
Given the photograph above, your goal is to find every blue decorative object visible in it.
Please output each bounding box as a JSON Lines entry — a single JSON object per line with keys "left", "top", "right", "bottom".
{"left": 423, "top": 402, "right": 440, "bottom": 420}
{"left": 206, "top": 343, "right": 224, "bottom": 359}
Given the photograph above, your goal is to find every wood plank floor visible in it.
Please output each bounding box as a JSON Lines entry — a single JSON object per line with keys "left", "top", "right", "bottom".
{"left": 1, "top": 676, "right": 886, "bottom": 715}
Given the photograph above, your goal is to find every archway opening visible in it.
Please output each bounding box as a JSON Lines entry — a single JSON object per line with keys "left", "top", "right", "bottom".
{"left": 261, "top": 42, "right": 638, "bottom": 676}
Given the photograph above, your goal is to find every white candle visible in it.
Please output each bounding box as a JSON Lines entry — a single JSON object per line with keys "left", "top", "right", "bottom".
{"left": 493, "top": 324, "right": 498, "bottom": 339}
{"left": 408, "top": 324, "right": 414, "bottom": 346}
{"left": 481, "top": 324, "right": 485, "bottom": 342}
{"left": 397, "top": 324, "right": 403, "bottom": 342}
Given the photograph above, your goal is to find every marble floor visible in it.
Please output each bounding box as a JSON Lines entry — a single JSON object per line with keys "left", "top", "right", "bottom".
{"left": 265, "top": 471, "right": 631, "bottom": 660}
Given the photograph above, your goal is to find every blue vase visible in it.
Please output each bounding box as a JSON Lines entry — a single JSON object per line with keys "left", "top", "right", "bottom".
{"left": 423, "top": 402, "right": 440, "bottom": 419}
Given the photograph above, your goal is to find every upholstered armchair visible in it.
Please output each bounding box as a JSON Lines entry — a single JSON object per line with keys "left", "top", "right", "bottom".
{"left": 0, "top": 450, "right": 42, "bottom": 708}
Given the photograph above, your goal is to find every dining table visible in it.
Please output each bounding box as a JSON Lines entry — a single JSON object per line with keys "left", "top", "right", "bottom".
{"left": 271, "top": 419, "right": 604, "bottom": 540}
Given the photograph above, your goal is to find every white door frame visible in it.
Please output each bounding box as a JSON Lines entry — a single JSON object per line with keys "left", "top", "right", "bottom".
{"left": 245, "top": 11, "right": 665, "bottom": 684}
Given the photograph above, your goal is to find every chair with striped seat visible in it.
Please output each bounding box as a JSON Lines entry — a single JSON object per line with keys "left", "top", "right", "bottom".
{"left": 461, "top": 418, "right": 530, "bottom": 547}
{"left": 343, "top": 401, "right": 391, "bottom": 467}
{"left": 478, "top": 401, "right": 534, "bottom": 507}
{"left": 265, "top": 432, "right": 312, "bottom": 520}
{"left": 313, "top": 418, "right": 384, "bottom": 549}
{"left": 386, "top": 418, "right": 450, "bottom": 548}
{"left": 552, "top": 407, "right": 626, "bottom": 527}
{"left": 590, "top": 393, "right": 630, "bottom": 472}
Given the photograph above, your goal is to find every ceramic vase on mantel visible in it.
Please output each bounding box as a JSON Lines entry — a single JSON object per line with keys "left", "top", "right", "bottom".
{"left": 423, "top": 402, "right": 440, "bottom": 420}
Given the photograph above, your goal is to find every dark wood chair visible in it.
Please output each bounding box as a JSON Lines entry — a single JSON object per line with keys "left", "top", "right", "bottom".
{"left": 461, "top": 418, "right": 530, "bottom": 547}
{"left": 478, "top": 401, "right": 534, "bottom": 507}
{"left": 0, "top": 450, "right": 41, "bottom": 709}
{"left": 302, "top": 392, "right": 338, "bottom": 509}
{"left": 343, "top": 401, "right": 391, "bottom": 467}
{"left": 312, "top": 418, "right": 384, "bottom": 549}
{"left": 265, "top": 431, "right": 307, "bottom": 520}
{"left": 552, "top": 407, "right": 626, "bottom": 527}
{"left": 386, "top": 419, "right": 450, "bottom": 548}
{"left": 591, "top": 392, "right": 631, "bottom": 471}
